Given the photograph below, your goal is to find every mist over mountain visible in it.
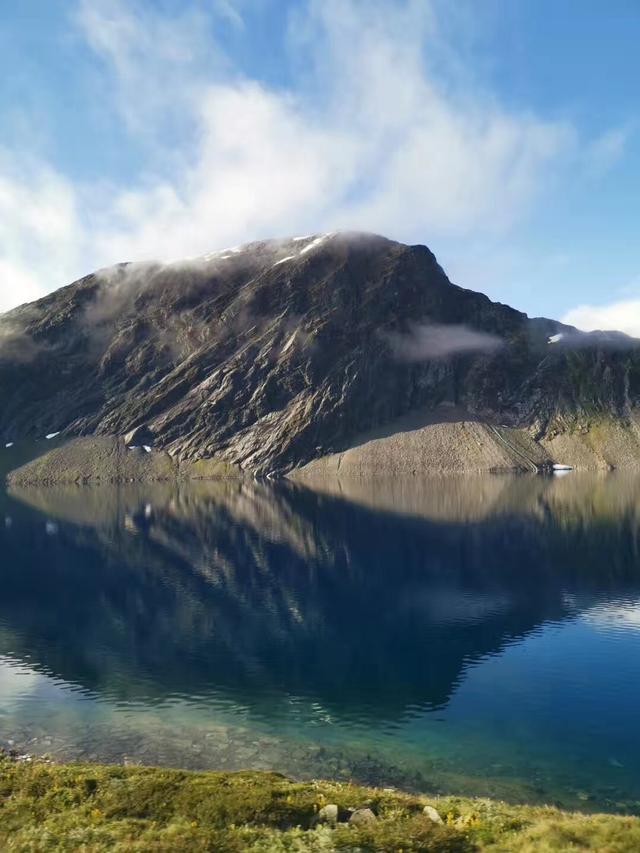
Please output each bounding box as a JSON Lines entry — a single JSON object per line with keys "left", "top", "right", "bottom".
{"left": 1, "top": 231, "right": 639, "bottom": 476}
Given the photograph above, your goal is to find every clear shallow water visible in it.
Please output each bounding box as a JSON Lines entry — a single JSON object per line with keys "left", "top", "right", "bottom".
{"left": 2, "top": 472, "right": 640, "bottom": 812}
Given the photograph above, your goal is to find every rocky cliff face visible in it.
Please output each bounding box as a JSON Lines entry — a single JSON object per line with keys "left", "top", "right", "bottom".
{"left": 1, "top": 232, "right": 639, "bottom": 475}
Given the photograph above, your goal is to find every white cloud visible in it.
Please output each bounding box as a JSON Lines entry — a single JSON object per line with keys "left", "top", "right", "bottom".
{"left": 293, "top": 0, "right": 572, "bottom": 236}
{"left": 382, "top": 322, "right": 503, "bottom": 361}
{"left": 90, "top": 81, "right": 359, "bottom": 264}
{"left": 562, "top": 299, "right": 640, "bottom": 338}
{"left": 0, "top": 152, "right": 85, "bottom": 312}
{"left": 0, "top": 0, "right": 609, "bottom": 314}
{"left": 75, "top": 0, "right": 225, "bottom": 135}
{"left": 84, "top": 0, "right": 573, "bottom": 257}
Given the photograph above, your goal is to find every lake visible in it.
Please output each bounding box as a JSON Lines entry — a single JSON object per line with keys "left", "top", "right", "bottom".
{"left": 1, "top": 472, "right": 640, "bottom": 814}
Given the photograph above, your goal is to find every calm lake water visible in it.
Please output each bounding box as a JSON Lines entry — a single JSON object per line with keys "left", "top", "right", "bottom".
{"left": 2, "top": 471, "right": 640, "bottom": 813}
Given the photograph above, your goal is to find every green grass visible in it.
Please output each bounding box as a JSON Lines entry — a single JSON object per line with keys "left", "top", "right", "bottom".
{"left": 1, "top": 756, "right": 639, "bottom": 851}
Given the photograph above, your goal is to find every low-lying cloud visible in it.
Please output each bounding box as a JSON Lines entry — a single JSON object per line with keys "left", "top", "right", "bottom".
{"left": 383, "top": 322, "right": 503, "bottom": 361}
{"left": 0, "top": 324, "right": 44, "bottom": 364}
{"left": 84, "top": 262, "right": 165, "bottom": 326}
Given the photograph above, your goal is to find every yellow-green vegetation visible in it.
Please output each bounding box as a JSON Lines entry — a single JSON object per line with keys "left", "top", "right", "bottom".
{"left": 1, "top": 757, "right": 640, "bottom": 851}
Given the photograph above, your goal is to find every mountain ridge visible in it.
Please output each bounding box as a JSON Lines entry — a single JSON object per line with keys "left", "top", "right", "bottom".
{"left": 2, "top": 231, "right": 640, "bottom": 477}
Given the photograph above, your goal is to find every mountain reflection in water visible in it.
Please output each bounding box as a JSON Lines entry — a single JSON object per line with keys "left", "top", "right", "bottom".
{"left": 1, "top": 473, "right": 640, "bottom": 810}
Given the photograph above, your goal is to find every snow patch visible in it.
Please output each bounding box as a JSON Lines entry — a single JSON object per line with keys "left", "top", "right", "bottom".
{"left": 143, "top": 445, "right": 152, "bottom": 453}
{"left": 45, "top": 432, "right": 60, "bottom": 440}
{"left": 271, "top": 233, "right": 335, "bottom": 268}
{"left": 548, "top": 333, "right": 564, "bottom": 344}
{"left": 201, "top": 251, "right": 230, "bottom": 262}
{"left": 4, "top": 442, "right": 13, "bottom": 448}
{"left": 298, "top": 233, "right": 334, "bottom": 256}
{"left": 200, "top": 245, "right": 244, "bottom": 262}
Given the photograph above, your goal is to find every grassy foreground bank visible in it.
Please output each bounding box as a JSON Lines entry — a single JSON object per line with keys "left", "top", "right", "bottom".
{"left": 1, "top": 757, "right": 640, "bottom": 851}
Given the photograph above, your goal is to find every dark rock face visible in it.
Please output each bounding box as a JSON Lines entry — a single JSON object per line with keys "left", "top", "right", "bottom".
{"left": 0, "top": 232, "right": 639, "bottom": 474}
{"left": 124, "top": 425, "right": 155, "bottom": 447}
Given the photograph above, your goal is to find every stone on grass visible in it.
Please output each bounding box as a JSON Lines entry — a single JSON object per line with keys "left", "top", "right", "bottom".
{"left": 423, "top": 805, "right": 444, "bottom": 824}
{"left": 349, "top": 808, "right": 377, "bottom": 827}
{"left": 317, "top": 804, "right": 339, "bottom": 825}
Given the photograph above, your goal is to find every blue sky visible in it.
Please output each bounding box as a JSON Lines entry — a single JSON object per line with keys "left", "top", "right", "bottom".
{"left": 0, "top": 0, "right": 639, "bottom": 333}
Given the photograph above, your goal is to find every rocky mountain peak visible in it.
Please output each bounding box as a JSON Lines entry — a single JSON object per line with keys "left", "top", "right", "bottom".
{"left": 1, "top": 233, "right": 639, "bottom": 475}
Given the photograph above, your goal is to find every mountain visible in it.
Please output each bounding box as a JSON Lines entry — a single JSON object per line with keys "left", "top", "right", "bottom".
{"left": 2, "top": 231, "right": 640, "bottom": 478}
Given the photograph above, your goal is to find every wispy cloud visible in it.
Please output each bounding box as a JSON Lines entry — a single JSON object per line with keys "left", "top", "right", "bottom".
{"left": 0, "top": 150, "right": 84, "bottom": 313}
{"left": 0, "top": 323, "right": 45, "bottom": 363}
{"left": 382, "top": 322, "right": 503, "bottom": 361}
{"left": 563, "top": 298, "right": 640, "bottom": 339}
{"left": 215, "top": 0, "right": 245, "bottom": 30}
{"left": 583, "top": 127, "right": 631, "bottom": 178}
{"left": 75, "top": 0, "right": 226, "bottom": 134}
{"left": 0, "top": 0, "right": 618, "bottom": 315}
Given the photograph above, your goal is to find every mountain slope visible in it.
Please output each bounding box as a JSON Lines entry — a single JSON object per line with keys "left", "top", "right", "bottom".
{"left": 1, "top": 232, "right": 639, "bottom": 476}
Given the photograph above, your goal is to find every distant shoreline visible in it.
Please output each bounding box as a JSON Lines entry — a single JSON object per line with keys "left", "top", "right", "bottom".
{"left": 2, "top": 436, "right": 240, "bottom": 487}
{"left": 4, "top": 412, "right": 640, "bottom": 487}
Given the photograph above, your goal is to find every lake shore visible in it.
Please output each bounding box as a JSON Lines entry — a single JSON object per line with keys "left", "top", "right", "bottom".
{"left": 2, "top": 753, "right": 639, "bottom": 852}
{"left": 6, "top": 406, "right": 640, "bottom": 488}
{"left": 2, "top": 437, "right": 240, "bottom": 486}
